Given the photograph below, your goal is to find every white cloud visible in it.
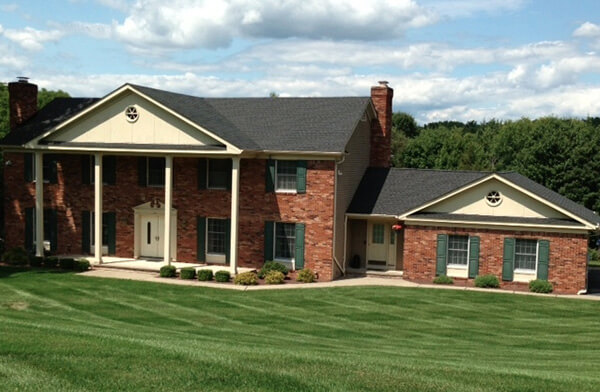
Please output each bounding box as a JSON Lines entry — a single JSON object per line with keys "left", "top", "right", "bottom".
{"left": 424, "top": 0, "right": 526, "bottom": 18}
{"left": 573, "top": 22, "right": 600, "bottom": 38}
{"left": 2, "top": 26, "right": 64, "bottom": 51}
{"left": 0, "top": 3, "right": 18, "bottom": 12}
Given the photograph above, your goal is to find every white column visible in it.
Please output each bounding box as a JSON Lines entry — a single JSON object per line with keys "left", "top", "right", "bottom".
{"left": 229, "top": 157, "right": 240, "bottom": 275}
{"left": 94, "top": 153, "right": 103, "bottom": 264}
{"left": 34, "top": 152, "right": 44, "bottom": 257}
{"left": 164, "top": 155, "right": 173, "bottom": 265}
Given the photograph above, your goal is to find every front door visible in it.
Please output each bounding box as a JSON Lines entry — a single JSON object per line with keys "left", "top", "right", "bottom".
{"left": 140, "top": 215, "right": 164, "bottom": 258}
{"left": 367, "top": 222, "right": 388, "bottom": 270}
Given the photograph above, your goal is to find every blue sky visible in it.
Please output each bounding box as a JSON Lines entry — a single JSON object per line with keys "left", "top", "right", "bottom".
{"left": 1, "top": 0, "right": 600, "bottom": 123}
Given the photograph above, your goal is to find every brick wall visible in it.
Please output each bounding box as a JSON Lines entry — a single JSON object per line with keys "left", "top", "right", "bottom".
{"left": 369, "top": 83, "right": 393, "bottom": 168}
{"left": 403, "top": 225, "right": 588, "bottom": 294}
{"left": 3, "top": 153, "right": 335, "bottom": 280}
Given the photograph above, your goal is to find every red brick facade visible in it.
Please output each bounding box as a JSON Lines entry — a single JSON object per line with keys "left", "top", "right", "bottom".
{"left": 369, "top": 82, "right": 393, "bottom": 168}
{"left": 3, "top": 153, "right": 335, "bottom": 280}
{"left": 403, "top": 225, "right": 588, "bottom": 294}
{"left": 8, "top": 81, "right": 38, "bottom": 131}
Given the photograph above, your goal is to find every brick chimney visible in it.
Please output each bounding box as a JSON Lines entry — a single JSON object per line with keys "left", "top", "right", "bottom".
{"left": 370, "top": 81, "right": 393, "bottom": 167}
{"left": 8, "top": 77, "right": 38, "bottom": 131}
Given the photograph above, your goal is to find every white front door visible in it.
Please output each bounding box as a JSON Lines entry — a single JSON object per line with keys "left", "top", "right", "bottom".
{"left": 140, "top": 215, "right": 164, "bottom": 258}
{"left": 367, "top": 222, "right": 388, "bottom": 270}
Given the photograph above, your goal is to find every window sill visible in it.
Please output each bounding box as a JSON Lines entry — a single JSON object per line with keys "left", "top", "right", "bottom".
{"left": 207, "top": 187, "right": 228, "bottom": 191}
{"left": 275, "top": 189, "right": 297, "bottom": 194}
{"left": 447, "top": 264, "right": 468, "bottom": 269}
{"left": 514, "top": 269, "right": 535, "bottom": 274}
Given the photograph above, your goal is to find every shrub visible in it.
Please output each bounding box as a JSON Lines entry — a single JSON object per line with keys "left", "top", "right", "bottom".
{"left": 59, "top": 258, "right": 76, "bottom": 270}
{"left": 234, "top": 271, "right": 258, "bottom": 285}
{"left": 296, "top": 268, "right": 316, "bottom": 283}
{"left": 159, "top": 265, "right": 177, "bottom": 278}
{"left": 197, "top": 269, "right": 213, "bottom": 281}
{"left": 215, "top": 270, "right": 231, "bottom": 282}
{"left": 433, "top": 275, "right": 454, "bottom": 285}
{"left": 44, "top": 256, "right": 59, "bottom": 268}
{"left": 474, "top": 274, "right": 500, "bottom": 288}
{"left": 529, "top": 279, "right": 553, "bottom": 294}
{"left": 75, "top": 259, "right": 91, "bottom": 272}
{"left": 258, "top": 261, "right": 288, "bottom": 278}
{"left": 2, "top": 247, "right": 30, "bottom": 266}
{"left": 265, "top": 270, "right": 285, "bottom": 284}
{"left": 180, "top": 267, "right": 196, "bottom": 280}
{"left": 30, "top": 256, "right": 45, "bottom": 267}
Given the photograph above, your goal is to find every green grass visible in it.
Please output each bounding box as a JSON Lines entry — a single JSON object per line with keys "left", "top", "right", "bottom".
{"left": 1, "top": 267, "right": 599, "bottom": 391}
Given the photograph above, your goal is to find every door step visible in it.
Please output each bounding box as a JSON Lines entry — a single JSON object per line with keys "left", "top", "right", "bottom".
{"left": 365, "top": 270, "right": 404, "bottom": 278}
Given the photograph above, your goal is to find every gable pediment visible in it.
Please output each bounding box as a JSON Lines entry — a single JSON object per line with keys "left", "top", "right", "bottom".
{"left": 41, "top": 89, "right": 228, "bottom": 150}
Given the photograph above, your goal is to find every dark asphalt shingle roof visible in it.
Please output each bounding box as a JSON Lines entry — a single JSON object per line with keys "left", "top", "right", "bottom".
{"left": 0, "top": 83, "right": 370, "bottom": 153}
{"left": 347, "top": 168, "right": 600, "bottom": 226}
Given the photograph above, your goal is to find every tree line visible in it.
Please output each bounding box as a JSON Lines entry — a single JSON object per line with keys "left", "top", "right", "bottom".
{"left": 391, "top": 113, "right": 600, "bottom": 214}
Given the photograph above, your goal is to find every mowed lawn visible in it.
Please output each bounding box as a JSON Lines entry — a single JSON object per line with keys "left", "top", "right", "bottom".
{"left": 1, "top": 268, "right": 599, "bottom": 392}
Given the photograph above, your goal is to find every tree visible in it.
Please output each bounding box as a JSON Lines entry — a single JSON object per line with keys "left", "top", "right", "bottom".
{"left": 392, "top": 112, "right": 418, "bottom": 138}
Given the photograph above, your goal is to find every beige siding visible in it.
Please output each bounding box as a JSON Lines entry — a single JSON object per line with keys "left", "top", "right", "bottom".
{"left": 46, "top": 91, "right": 221, "bottom": 147}
{"left": 333, "top": 115, "right": 371, "bottom": 276}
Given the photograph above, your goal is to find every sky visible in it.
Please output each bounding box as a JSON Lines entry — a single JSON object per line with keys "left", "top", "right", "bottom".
{"left": 1, "top": 0, "right": 600, "bottom": 123}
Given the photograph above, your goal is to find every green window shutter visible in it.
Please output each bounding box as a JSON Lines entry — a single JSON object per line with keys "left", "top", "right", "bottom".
{"left": 225, "top": 219, "right": 231, "bottom": 263}
{"left": 295, "top": 223, "right": 305, "bottom": 269}
{"left": 104, "top": 156, "right": 117, "bottom": 185}
{"left": 296, "top": 160, "right": 307, "bottom": 194}
{"left": 47, "top": 209, "right": 58, "bottom": 253}
{"left": 265, "top": 159, "right": 275, "bottom": 193}
{"left": 46, "top": 155, "right": 58, "bottom": 184}
{"left": 436, "top": 234, "right": 448, "bottom": 276}
{"left": 104, "top": 212, "right": 116, "bottom": 255}
{"left": 198, "top": 158, "right": 207, "bottom": 189}
{"left": 537, "top": 240, "right": 550, "bottom": 280}
{"left": 137, "top": 157, "right": 147, "bottom": 187}
{"left": 81, "top": 155, "right": 91, "bottom": 185}
{"left": 502, "top": 238, "right": 515, "bottom": 281}
{"left": 264, "top": 221, "right": 274, "bottom": 261}
{"left": 25, "top": 207, "right": 34, "bottom": 253}
{"left": 468, "top": 236, "right": 480, "bottom": 279}
{"left": 24, "top": 153, "right": 34, "bottom": 182}
{"left": 82, "top": 211, "right": 91, "bottom": 254}
{"left": 196, "top": 216, "right": 206, "bottom": 262}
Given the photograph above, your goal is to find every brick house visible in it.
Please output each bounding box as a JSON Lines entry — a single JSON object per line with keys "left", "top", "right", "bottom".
{"left": 2, "top": 79, "right": 599, "bottom": 293}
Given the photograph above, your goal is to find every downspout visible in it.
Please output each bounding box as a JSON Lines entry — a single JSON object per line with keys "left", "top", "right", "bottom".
{"left": 332, "top": 155, "right": 347, "bottom": 277}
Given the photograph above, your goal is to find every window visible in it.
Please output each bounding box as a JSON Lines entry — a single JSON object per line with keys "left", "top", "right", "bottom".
{"left": 515, "top": 239, "right": 537, "bottom": 271}
{"left": 390, "top": 226, "right": 395, "bottom": 245}
{"left": 275, "top": 222, "right": 296, "bottom": 260}
{"left": 26, "top": 208, "right": 57, "bottom": 253}
{"left": 147, "top": 157, "right": 165, "bottom": 187}
{"left": 208, "top": 160, "right": 229, "bottom": 189}
{"left": 447, "top": 235, "right": 468, "bottom": 266}
{"left": 90, "top": 213, "right": 110, "bottom": 247}
{"left": 83, "top": 155, "right": 116, "bottom": 185}
{"left": 276, "top": 160, "right": 297, "bottom": 191}
{"left": 125, "top": 106, "right": 139, "bottom": 122}
{"left": 372, "top": 224, "right": 384, "bottom": 244}
{"left": 486, "top": 190, "right": 502, "bottom": 206}
{"left": 207, "top": 218, "right": 226, "bottom": 254}
{"left": 26, "top": 153, "right": 57, "bottom": 184}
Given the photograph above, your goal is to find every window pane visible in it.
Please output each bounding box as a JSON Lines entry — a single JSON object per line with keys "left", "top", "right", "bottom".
{"left": 275, "top": 222, "right": 295, "bottom": 259}
{"left": 515, "top": 239, "right": 537, "bottom": 270}
{"left": 447, "top": 235, "right": 468, "bottom": 265}
{"left": 372, "top": 224, "right": 384, "bottom": 244}
{"left": 148, "top": 158, "right": 165, "bottom": 186}
{"left": 207, "top": 218, "right": 226, "bottom": 254}
{"left": 208, "top": 159, "right": 229, "bottom": 189}
{"left": 276, "top": 161, "right": 297, "bottom": 190}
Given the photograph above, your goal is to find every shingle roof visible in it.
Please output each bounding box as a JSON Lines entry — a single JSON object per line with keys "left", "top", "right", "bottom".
{"left": 347, "top": 168, "right": 600, "bottom": 226}
{"left": 0, "top": 83, "right": 371, "bottom": 153}
{"left": 408, "top": 212, "right": 583, "bottom": 227}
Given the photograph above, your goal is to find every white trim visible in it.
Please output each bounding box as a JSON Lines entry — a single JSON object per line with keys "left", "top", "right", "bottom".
{"left": 403, "top": 217, "right": 589, "bottom": 233}
{"left": 273, "top": 222, "right": 296, "bottom": 270}
{"left": 229, "top": 157, "right": 240, "bottom": 274}
{"left": 163, "top": 155, "right": 173, "bottom": 264}
{"left": 446, "top": 234, "right": 470, "bottom": 269}
{"left": 205, "top": 217, "right": 227, "bottom": 263}
{"left": 274, "top": 160, "right": 298, "bottom": 193}
{"left": 206, "top": 159, "right": 228, "bottom": 190}
{"left": 94, "top": 153, "right": 103, "bottom": 264}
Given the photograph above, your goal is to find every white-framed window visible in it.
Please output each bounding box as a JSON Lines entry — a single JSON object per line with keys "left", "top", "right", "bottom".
{"left": 390, "top": 226, "right": 395, "bottom": 245}
{"left": 28, "top": 154, "right": 55, "bottom": 183}
{"left": 275, "top": 160, "right": 297, "bottom": 192}
{"left": 207, "top": 159, "right": 229, "bottom": 189}
{"left": 372, "top": 223, "right": 384, "bottom": 244}
{"left": 447, "top": 235, "right": 469, "bottom": 266}
{"left": 90, "top": 213, "right": 110, "bottom": 254}
{"left": 515, "top": 239, "right": 537, "bottom": 272}
{"left": 147, "top": 157, "right": 165, "bottom": 187}
{"left": 274, "top": 222, "right": 296, "bottom": 261}
{"left": 206, "top": 218, "right": 227, "bottom": 255}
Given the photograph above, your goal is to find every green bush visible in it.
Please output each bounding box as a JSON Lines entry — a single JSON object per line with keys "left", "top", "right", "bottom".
{"left": 44, "top": 256, "right": 59, "bottom": 268}
{"left": 159, "top": 265, "right": 177, "bottom": 278}
{"left": 296, "top": 268, "right": 316, "bottom": 283}
{"left": 234, "top": 271, "right": 258, "bottom": 285}
{"left": 75, "top": 259, "right": 91, "bottom": 272}
{"left": 433, "top": 275, "right": 454, "bottom": 285}
{"left": 2, "top": 247, "right": 30, "bottom": 266}
{"left": 265, "top": 270, "right": 285, "bottom": 284}
{"left": 180, "top": 267, "right": 196, "bottom": 280}
{"left": 474, "top": 274, "right": 500, "bottom": 288}
{"left": 589, "top": 248, "right": 600, "bottom": 267}
{"left": 59, "top": 258, "right": 76, "bottom": 270}
{"left": 529, "top": 279, "right": 553, "bottom": 294}
{"left": 258, "top": 261, "right": 288, "bottom": 278}
{"left": 30, "top": 256, "right": 45, "bottom": 267}
{"left": 215, "top": 270, "right": 231, "bottom": 282}
{"left": 197, "top": 269, "right": 213, "bottom": 281}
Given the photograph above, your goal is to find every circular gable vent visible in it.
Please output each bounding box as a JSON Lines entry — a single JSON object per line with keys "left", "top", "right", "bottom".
{"left": 125, "top": 106, "right": 139, "bottom": 122}
{"left": 485, "top": 190, "right": 502, "bottom": 206}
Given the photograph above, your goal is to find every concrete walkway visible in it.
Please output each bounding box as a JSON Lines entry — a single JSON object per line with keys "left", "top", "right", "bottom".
{"left": 80, "top": 268, "right": 600, "bottom": 300}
